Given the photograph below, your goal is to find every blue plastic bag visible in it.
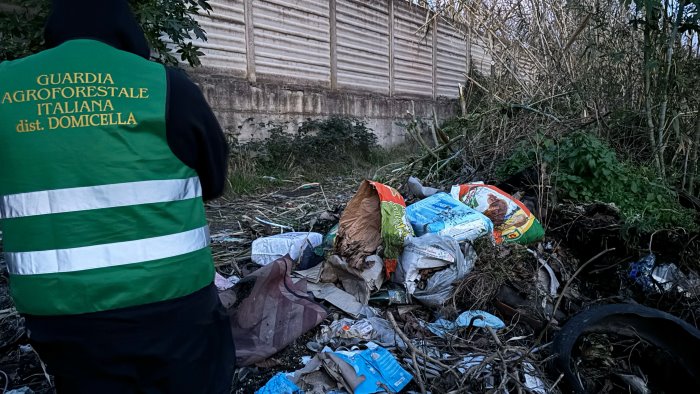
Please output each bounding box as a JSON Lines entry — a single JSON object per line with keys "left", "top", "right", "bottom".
{"left": 255, "top": 373, "right": 301, "bottom": 394}
{"left": 406, "top": 193, "right": 493, "bottom": 242}
{"left": 332, "top": 346, "right": 413, "bottom": 394}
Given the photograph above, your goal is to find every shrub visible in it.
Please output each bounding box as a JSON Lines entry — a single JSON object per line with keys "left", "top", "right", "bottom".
{"left": 226, "top": 117, "right": 383, "bottom": 194}
{"left": 498, "top": 132, "right": 698, "bottom": 234}
{"left": 248, "top": 116, "right": 381, "bottom": 175}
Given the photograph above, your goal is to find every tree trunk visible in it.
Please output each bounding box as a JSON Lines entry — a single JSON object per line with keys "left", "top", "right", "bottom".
{"left": 643, "top": 12, "right": 659, "bottom": 171}
{"left": 655, "top": 0, "right": 685, "bottom": 177}
{"left": 689, "top": 111, "right": 700, "bottom": 196}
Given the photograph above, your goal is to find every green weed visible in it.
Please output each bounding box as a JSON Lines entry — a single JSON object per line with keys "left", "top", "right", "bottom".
{"left": 498, "top": 132, "right": 698, "bottom": 235}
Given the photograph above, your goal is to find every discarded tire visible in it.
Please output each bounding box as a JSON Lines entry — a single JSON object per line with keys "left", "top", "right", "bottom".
{"left": 552, "top": 303, "right": 700, "bottom": 394}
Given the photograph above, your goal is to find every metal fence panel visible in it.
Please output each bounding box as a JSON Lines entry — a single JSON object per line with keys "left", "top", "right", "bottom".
{"left": 470, "top": 36, "right": 492, "bottom": 76}
{"left": 194, "top": 1, "right": 247, "bottom": 73}
{"left": 336, "top": 0, "right": 390, "bottom": 94}
{"left": 393, "top": 2, "right": 433, "bottom": 97}
{"left": 253, "top": 0, "right": 331, "bottom": 83}
{"left": 436, "top": 18, "right": 466, "bottom": 98}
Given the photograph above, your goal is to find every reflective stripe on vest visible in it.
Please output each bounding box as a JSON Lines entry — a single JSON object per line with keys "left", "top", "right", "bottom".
{"left": 1, "top": 177, "right": 202, "bottom": 219}
{"left": 6, "top": 225, "right": 209, "bottom": 275}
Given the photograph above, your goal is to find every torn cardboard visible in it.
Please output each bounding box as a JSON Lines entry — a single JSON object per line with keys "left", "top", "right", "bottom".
{"left": 307, "top": 282, "right": 375, "bottom": 319}
{"left": 325, "top": 255, "right": 384, "bottom": 305}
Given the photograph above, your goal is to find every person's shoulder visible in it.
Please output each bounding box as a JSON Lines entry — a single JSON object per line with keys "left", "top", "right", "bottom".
{"left": 0, "top": 50, "right": 42, "bottom": 71}
{"left": 165, "top": 66, "right": 206, "bottom": 98}
{"left": 166, "top": 66, "right": 197, "bottom": 87}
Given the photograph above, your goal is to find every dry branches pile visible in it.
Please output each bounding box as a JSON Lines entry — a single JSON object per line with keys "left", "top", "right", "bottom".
{"left": 403, "top": 0, "right": 700, "bottom": 204}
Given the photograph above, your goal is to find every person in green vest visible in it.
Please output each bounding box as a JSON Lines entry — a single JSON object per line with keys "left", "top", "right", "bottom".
{"left": 0, "top": 0, "right": 234, "bottom": 392}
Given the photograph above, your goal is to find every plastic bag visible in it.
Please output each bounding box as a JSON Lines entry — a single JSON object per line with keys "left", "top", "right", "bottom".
{"left": 336, "top": 180, "right": 413, "bottom": 272}
{"left": 321, "top": 316, "right": 405, "bottom": 348}
{"left": 228, "top": 256, "right": 328, "bottom": 366}
{"left": 396, "top": 233, "right": 476, "bottom": 307}
{"left": 369, "top": 181, "right": 415, "bottom": 267}
{"left": 405, "top": 192, "right": 493, "bottom": 242}
{"left": 251, "top": 232, "right": 323, "bottom": 266}
{"left": 450, "top": 183, "right": 544, "bottom": 244}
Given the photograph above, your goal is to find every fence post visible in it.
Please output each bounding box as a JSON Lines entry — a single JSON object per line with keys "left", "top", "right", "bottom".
{"left": 432, "top": 15, "right": 438, "bottom": 100}
{"left": 465, "top": 9, "right": 472, "bottom": 76}
{"left": 243, "top": 0, "right": 256, "bottom": 83}
{"left": 330, "top": 0, "right": 337, "bottom": 90}
{"left": 389, "top": 0, "right": 395, "bottom": 97}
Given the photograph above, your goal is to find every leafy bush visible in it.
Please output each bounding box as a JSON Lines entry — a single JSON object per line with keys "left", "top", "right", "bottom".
{"left": 498, "top": 132, "right": 698, "bottom": 234}
{"left": 226, "top": 117, "right": 382, "bottom": 194}
{"left": 0, "top": 0, "right": 210, "bottom": 67}
{"left": 248, "top": 117, "right": 381, "bottom": 175}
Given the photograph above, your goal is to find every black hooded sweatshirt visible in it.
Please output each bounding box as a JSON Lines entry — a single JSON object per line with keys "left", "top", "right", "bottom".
{"left": 43, "top": 0, "right": 228, "bottom": 201}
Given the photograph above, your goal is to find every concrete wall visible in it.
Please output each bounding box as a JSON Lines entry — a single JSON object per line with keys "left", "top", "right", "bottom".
{"left": 190, "top": 0, "right": 472, "bottom": 145}
{"left": 194, "top": 71, "right": 459, "bottom": 145}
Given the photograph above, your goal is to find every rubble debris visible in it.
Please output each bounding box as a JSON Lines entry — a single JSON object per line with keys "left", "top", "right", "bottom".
{"left": 451, "top": 182, "right": 544, "bottom": 244}
{"left": 227, "top": 256, "right": 328, "bottom": 366}
{"left": 424, "top": 310, "right": 505, "bottom": 337}
{"left": 396, "top": 234, "right": 476, "bottom": 307}
{"left": 251, "top": 232, "right": 323, "bottom": 266}
{"left": 5, "top": 172, "right": 699, "bottom": 394}
{"left": 553, "top": 303, "right": 700, "bottom": 394}
{"left": 407, "top": 176, "right": 441, "bottom": 198}
{"left": 204, "top": 178, "right": 700, "bottom": 393}
{"left": 405, "top": 192, "right": 493, "bottom": 242}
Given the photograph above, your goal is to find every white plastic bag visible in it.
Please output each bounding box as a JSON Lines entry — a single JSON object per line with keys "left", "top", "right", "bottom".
{"left": 251, "top": 232, "right": 323, "bottom": 266}
{"left": 395, "top": 233, "right": 476, "bottom": 307}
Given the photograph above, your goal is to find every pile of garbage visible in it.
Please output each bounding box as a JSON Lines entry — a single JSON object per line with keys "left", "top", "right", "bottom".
{"left": 1, "top": 174, "right": 698, "bottom": 393}
{"left": 212, "top": 176, "right": 700, "bottom": 393}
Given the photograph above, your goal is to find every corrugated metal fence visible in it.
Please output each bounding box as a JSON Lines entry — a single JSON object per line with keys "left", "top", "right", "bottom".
{"left": 192, "top": 0, "right": 478, "bottom": 99}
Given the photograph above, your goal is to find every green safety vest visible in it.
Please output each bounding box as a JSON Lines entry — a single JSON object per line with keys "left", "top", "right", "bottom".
{"left": 0, "top": 39, "right": 214, "bottom": 316}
